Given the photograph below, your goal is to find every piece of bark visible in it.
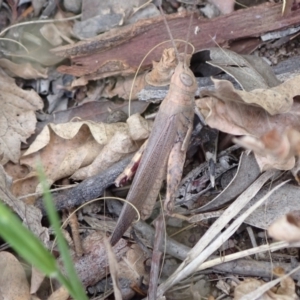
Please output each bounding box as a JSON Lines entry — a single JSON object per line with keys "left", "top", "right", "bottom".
{"left": 36, "top": 154, "right": 134, "bottom": 214}
{"left": 52, "top": 3, "right": 300, "bottom": 79}
{"left": 138, "top": 55, "right": 300, "bottom": 102}
{"left": 65, "top": 231, "right": 129, "bottom": 287}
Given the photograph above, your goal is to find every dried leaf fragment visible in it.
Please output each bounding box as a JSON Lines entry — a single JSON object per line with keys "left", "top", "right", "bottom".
{"left": 0, "top": 252, "right": 30, "bottom": 300}
{"left": 0, "top": 165, "right": 49, "bottom": 245}
{"left": 234, "top": 274, "right": 297, "bottom": 300}
{"left": 202, "top": 75, "right": 299, "bottom": 115}
{"left": 71, "top": 131, "right": 139, "bottom": 180}
{"left": 196, "top": 96, "right": 300, "bottom": 138}
{"left": 145, "top": 48, "right": 178, "bottom": 86}
{"left": 233, "top": 128, "right": 300, "bottom": 170}
{"left": 206, "top": 47, "right": 280, "bottom": 91}
{"left": 268, "top": 211, "right": 300, "bottom": 242}
{"left": 16, "top": 115, "right": 151, "bottom": 200}
{"left": 0, "top": 72, "right": 43, "bottom": 164}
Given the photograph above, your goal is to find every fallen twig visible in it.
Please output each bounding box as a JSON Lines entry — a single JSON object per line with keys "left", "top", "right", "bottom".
{"left": 36, "top": 154, "right": 134, "bottom": 214}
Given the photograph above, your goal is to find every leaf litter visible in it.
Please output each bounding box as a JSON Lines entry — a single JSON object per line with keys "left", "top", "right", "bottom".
{"left": 1, "top": 0, "right": 300, "bottom": 299}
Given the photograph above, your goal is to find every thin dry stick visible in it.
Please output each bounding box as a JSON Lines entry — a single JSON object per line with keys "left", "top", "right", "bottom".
{"left": 157, "top": 170, "right": 282, "bottom": 297}
{"left": 197, "top": 241, "right": 300, "bottom": 272}
{"left": 68, "top": 208, "right": 83, "bottom": 257}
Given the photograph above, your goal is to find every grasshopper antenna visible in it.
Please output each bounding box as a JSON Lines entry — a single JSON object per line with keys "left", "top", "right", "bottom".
{"left": 184, "top": 1, "right": 197, "bottom": 60}
{"left": 158, "top": 3, "right": 180, "bottom": 62}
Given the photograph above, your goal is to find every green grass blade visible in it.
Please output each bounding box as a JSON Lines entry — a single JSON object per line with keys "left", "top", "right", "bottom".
{"left": 0, "top": 201, "right": 58, "bottom": 276}
{"left": 37, "top": 164, "right": 88, "bottom": 300}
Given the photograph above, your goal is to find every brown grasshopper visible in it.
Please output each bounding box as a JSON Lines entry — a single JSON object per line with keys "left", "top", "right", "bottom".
{"left": 110, "top": 7, "right": 197, "bottom": 246}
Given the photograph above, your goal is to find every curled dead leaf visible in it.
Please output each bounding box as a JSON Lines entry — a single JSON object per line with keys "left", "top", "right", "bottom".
{"left": 196, "top": 96, "right": 300, "bottom": 138}
{"left": 234, "top": 274, "right": 297, "bottom": 300}
{"left": 202, "top": 76, "right": 299, "bottom": 115}
{"left": 268, "top": 211, "right": 300, "bottom": 242}
{"left": 71, "top": 131, "right": 140, "bottom": 180}
{"left": 117, "top": 244, "right": 149, "bottom": 298}
{"left": 15, "top": 115, "right": 152, "bottom": 201}
{"left": 127, "top": 113, "right": 152, "bottom": 141}
{"left": 205, "top": 47, "right": 280, "bottom": 91}
{"left": 145, "top": 48, "right": 178, "bottom": 86}
{"left": 233, "top": 128, "right": 300, "bottom": 171}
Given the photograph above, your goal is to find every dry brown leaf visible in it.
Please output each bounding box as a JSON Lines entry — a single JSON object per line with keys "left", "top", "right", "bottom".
{"left": 196, "top": 96, "right": 300, "bottom": 138}
{"left": 100, "top": 48, "right": 187, "bottom": 100}
{"left": 268, "top": 211, "right": 300, "bottom": 242}
{"left": 197, "top": 49, "right": 300, "bottom": 170}
{"left": 145, "top": 48, "right": 178, "bottom": 86}
{"left": 0, "top": 252, "right": 30, "bottom": 300}
{"left": 4, "top": 161, "right": 30, "bottom": 181}
{"left": 234, "top": 275, "right": 297, "bottom": 300}
{"left": 0, "top": 71, "right": 43, "bottom": 164}
{"left": 126, "top": 113, "right": 152, "bottom": 141}
{"left": 234, "top": 278, "right": 271, "bottom": 300}
{"left": 16, "top": 124, "right": 110, "bottom": 199}
{"left": 115, "top": 243, "right": 149, "bottom": 298}
{"left": 15, "top": 115, "right": 151, "bottom": 201}
{"left": 233, "top": 128, "right": 300, "bottom": 170}
{"left": 273, "top": 267, "right": 298, "bottom": 299}
{"left": 101, "top": 72, "right": 147, "bottom": 101}
{"left": 72, "top": 131, "right": 140, "bottom": 180}
{"left": 0, "top": 59, "right": 48, "bottom": 79}
{"left": 202, "top": 76, "right": 299, "bottom": 115}
{"left": 241, "top": 183, "right": 300, "bottom": 230}
{"left": 30, "top": 267, "right": 45, "bottom": 294}
{"left": 205, "top": 47, "right": 280, "bottom": 91}
{"left": 118, "top": 244, "right": 149, "bottom": 286}
{"left": 47, "top": 286, "right": 69, "bottom": 300}
{"left": 24, "top": 121, "right": 128, "bottom": 156}
{"left": 0, "top": 165, "right": 49, "bottom": 245}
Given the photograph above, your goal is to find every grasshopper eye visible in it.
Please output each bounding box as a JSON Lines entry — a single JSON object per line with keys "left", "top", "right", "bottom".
{"left": 180, "top": 73, "right": 193, "bottom": 87}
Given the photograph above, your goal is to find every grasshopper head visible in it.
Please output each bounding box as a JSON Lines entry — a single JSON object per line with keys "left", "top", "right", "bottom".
{"left": 171, "top": 61, "right": 197, "bottom": 98}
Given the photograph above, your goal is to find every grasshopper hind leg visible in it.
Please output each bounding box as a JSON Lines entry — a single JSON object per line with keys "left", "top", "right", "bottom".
{"left": 164, "top": 141, "right": 186, "bottom": 214}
